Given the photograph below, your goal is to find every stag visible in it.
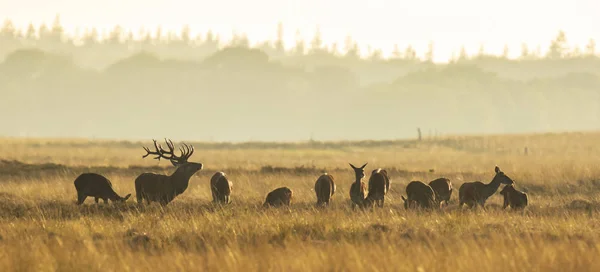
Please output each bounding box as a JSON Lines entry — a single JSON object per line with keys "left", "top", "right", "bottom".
{"left": 363, "top": 168, "right": 390, "bottom": 208}
{"left": 500, "top": 184, "right": 528, "bottom": 210}
{"left": 135, "top": 139, "right": 203, "bottom": 205}
{"left": 263, "top": 187, "right": 293, "bottom": 207}
{"left": 429, "top": 177, "right": 453, "bottom": 207}
{"left": 74, "top": 173, "right": 131, "bottom": 205}
{"left": 211, "top": 172, "right": 233, "bottom": 204}
{"left": 349, "top": 163, "right": 367, "bottom": 210}
{"left": 459, "top": 166, "right": 514, "bottom": 208}
{"left": 401, "top": 181, "right": 436, "bottom": 210}
{"left": 314, "top": 173, "right": 336, "bottom": 207}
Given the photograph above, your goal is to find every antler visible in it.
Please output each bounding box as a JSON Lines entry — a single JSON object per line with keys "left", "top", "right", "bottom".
{"left": 142, "top": 138, "right": 195, "bottom": 165}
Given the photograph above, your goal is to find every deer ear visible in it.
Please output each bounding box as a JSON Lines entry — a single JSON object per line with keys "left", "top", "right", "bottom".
{"left": 495, "top": 166, "right": 500, "bottom": 173}
{"left": 124, "top": 194, "right": 131, "bottom": 200}
{"left": 349, "top": 163, "right": 357, "bottom": 169}
{"left": 401, "top": 196, "right": 407, "bottom": 201}
{"left": 361, "top": 163, "right": 368, "bottom": 169}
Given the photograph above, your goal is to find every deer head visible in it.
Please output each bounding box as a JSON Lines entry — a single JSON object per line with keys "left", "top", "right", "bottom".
{"left": 349, "top": 163, "right": 368, "bottom": 180}
{"left": 142, "top": 138, "right": 196, "bottom": 167}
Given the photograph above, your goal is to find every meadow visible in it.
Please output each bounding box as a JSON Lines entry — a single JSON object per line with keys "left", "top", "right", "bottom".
{"left": 1, "top": 132, "right": 600, "bottom": 271}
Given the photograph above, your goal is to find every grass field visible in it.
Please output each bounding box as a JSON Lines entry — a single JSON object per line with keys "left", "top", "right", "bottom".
{"left": 1, "top": 132, "right": 600, "bottom": 271}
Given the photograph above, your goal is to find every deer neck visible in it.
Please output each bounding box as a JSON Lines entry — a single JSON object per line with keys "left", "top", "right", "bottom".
{"left": 483, "top": 177, "right": 502, "bottom": 199}
{"left": 354, "top": 175, "right": 363, "bottom": 184}
{"left": 170, "top": 167, "right": 193, "bottom": 195}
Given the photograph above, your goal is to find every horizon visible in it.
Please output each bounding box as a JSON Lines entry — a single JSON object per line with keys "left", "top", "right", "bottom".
{"left": 1, "top": 0, "right": 599, "bottom": 62}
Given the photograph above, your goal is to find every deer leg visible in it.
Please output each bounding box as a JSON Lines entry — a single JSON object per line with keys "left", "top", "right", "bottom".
{"left": 95, "top": 197, "right": 99, "bottom": 204}
{"left": 77, "top": 193, "right": 86, "bottom": 205}
{"left": 103, "top": 198, "right": 108, "bottom": 204}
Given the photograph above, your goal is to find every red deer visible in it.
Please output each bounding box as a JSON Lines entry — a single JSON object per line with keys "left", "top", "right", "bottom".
{"left": 429, "top": 177, "right": 452, "bottom": 207}
{"left": 314, "top": 173, "right": 336, "bottom": 207}
{"left": 263, "top": 187, "right": 293, "bottom": 207}
{"left": 401, "top": 181, "right": 436, "bottom": 209}
{"left": 349, "top": 163, "right": 367, "bottom": 210}
{"left": 135, "top": 139, "right": 203, "bottom": 205}
{"left": 74, "top": 173, "right": 131, "bottom": 205}
{"left": 210, "top": 172, "right": 233, "bottom": 204}
{"left": 500, "top": 184, "right": 528, "bottom": 210}
{"left": 363, "top": 168, "right": 390, "bottom": 208}
{"left": 459, "top": 166, "right": 514, "bottom": 208}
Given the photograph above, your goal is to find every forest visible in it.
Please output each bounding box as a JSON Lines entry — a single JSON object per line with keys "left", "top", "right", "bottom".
{"left": 1, "top": 16, "right": 599, "bottom": 141}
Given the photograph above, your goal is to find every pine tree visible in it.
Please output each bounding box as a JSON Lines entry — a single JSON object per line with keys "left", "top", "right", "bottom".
{"left": 547, "top": 30, "right": 568, "bottom": 59}
{"left": 424, "top": 41, "right": 434, "bottom": 63}
{"left": 180, "top": 25, "right": 191, "bottom": 44}
{"left": 1, "top": 19, "right": 16, "bottom": 38}
{"left": 344, "top": 35, "right": 359, "bottom": 58}
{"left": 108, "top": 25, "right": 123, "bottom": 44}
{"left": 501, "top": 44, "right": 509, "bottom": 59}
{"left": 520, "top": 43, "right": 529, "bottom": 60}
{"left": 309, "top": 26, "right": 323, "bottom": 54}
{"left": 391, "top": 44, "right": 402, "bottom": 59}
{"left": 585, "top": 38, "right": 596, "bottom": 56}
{"left": 404, "top": 45, "right": 417, "bottom": 61}
{"left": 458, "top": 45, "right": 468, "bottom": 61}
{"left": 50, "top": 14, "right": 64, "bottom": 42}
{"left": 275, "top": 22, "right": 285, "bottom": 53}
{"left": 25, "top": 23, "right": 36, "bottom": 40}
{"left": 293, "top": 30, "right": 305, "bottom": 56}
{"left": 477, "top": 44, "right": 485, "bottom": 59}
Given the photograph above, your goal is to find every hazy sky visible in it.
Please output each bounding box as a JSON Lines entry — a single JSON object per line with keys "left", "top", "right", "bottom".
{"left": 1, "top": 0, "right": 599, "bottom": 62}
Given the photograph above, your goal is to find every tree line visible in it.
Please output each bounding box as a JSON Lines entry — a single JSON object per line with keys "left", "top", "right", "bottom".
{"left": 0, "top": 16, "right": 599, "bottom": 142}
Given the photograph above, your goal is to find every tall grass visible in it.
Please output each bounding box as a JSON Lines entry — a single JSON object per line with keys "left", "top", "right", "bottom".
{"left": 1, "top": 132, "right": 600, "bottom": 271}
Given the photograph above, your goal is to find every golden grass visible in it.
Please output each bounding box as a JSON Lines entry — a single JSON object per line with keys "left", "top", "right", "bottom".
{"left": 1, "top": 132, "right": 600, "bottom": 271}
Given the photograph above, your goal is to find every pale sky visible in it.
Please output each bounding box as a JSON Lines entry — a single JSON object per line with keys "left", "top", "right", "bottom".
{"left": 1, "top": 0, "right": 599, "bottom": 62}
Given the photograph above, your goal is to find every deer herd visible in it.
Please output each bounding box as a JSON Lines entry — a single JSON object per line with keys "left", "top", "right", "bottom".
{"left": 73, "top": 139, "right": 529, "bottom": 211}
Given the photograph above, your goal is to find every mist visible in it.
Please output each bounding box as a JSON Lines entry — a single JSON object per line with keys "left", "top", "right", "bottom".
{"left": 1, "top": 22, "right": 599, "bottom": 142}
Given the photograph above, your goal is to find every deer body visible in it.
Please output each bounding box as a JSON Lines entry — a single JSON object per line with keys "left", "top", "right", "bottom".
{"left": 402, "top": 181, "right": 436, "bottom": 209}
{"left": 459, "top": 166, "right": 514, "bottom": 208}
{"left": 315, "top": 173, "right": 336, "bottom": 207}
{"left": 135, "top": 139, "right": 203, "bottom": 206}
{"left": 211, "top": 172, "right": 232, "bottom": 204}
{"left": 264, "top": 187, "right": 293, "bottom": 207}
{"left": 364, "top": 168, "right": 390, "bottom": 208}
{"left": 500, "top": 184, "right": 528, "bottom": 210}
{"left": 349, "top": 163, "right": 368, "bottom": 210}
{"left": 429, "top": 177, "right": 453, "bottom": 207}
{"left": 74, "top": 173, "right": 131, "bottom": 205}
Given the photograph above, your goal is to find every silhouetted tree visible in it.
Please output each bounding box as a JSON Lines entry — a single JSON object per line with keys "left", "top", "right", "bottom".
{"left": 404, "top": 45, "right": 417, "bottom": 61}
{"left": 49, "top": 14, "right": 64, "bottom": 42}
{"left": 309, "top": 26, "right": 324, "bottom": 54}
{"left": 293, "top": 30, "right": 305, "bottom": 56}
{"left": 520, "top": 43, "right": 530, "bottom": 60}
{"left": 25, "top": 23, "right": 36, "bottom": 40}
{"left": 107, "top": 25, "right": 123, "bottom": 44}
{"left": 344, "top": 35, "right": 359, "bottom": 59}
{"left": 458, "top": 45, "right": 468, "bottom": 61}
{"left": 424, "top": 41, "right": 434, "bottom": 63}
{"left": 180, "top": 25, "right": 191, "bottom": 45}
{"left": 501, "top": 44, "right": 509, "bottom": 59}
{"left": 275, "top": 22, "right": 285, "bottom": 54}
{"left": 1, "top": 19, "right": 16, "bottom": 39}
{"left": 585, "top": 39, "right": 596, "bottom": 56}
{"left": 547, "top": 30, "right": 568, "bottom": 59}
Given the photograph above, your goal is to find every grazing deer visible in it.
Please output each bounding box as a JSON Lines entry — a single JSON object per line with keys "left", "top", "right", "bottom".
{"left": 263, "top": 187, "right": 293, "bottom": 207}
{"left": 211, "top": 172, "right": 233, "bottom": 204}
{"left": 74, "top": 173, "right": 131, "bottom": 205}
{"left": 314, "top": 173, "right": 336, "bottom": 207}
{"left": 363, "top": 168, "right": 390, "bottom": 208}
{"left": 459, "top": 166, "right": 514, "bottom": 208}
{"left": 429, "top": 177, "right": 453, "bottom": 207}
{"left": 349, "top": 163, "right": 368, "bottom": 210}
{"left": 135, "top": 139, "right": 203, "bottom": 205}
{"left": 500, "top": 184, "right": 528, "bottom": 210}
{"left": 401, "top": 181, "right": 436, "bottom": 210}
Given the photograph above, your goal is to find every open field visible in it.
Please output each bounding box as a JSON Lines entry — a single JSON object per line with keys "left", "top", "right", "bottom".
{"left": 1, "top": 132, "right": 600, "bottom": 271}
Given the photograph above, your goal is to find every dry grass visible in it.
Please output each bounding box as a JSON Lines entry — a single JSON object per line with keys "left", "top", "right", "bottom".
{"left": 1, "top": 132, "right": 600, "bottom": 271}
